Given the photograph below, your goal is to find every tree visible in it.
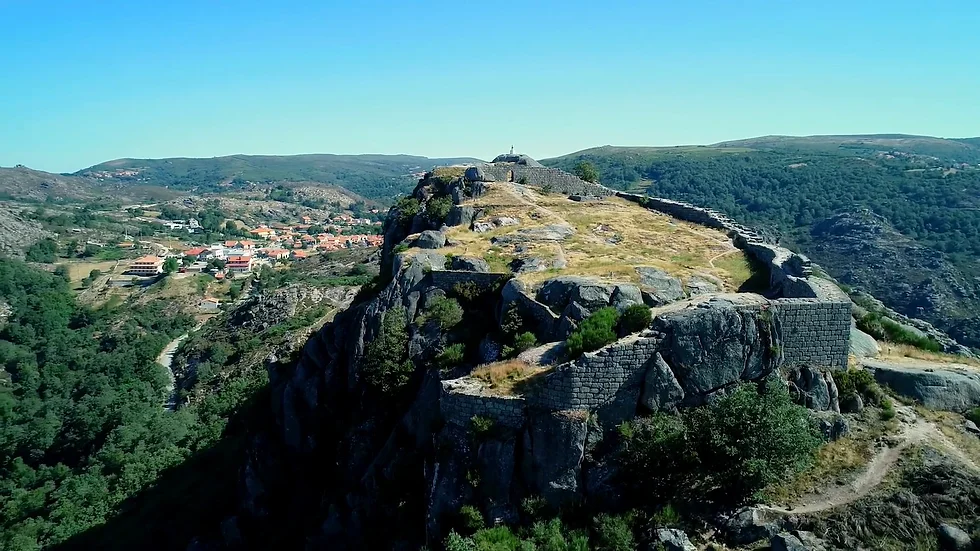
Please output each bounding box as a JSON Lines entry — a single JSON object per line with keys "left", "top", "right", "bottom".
{"left": 307, "top": 225, "right": 325, "bottom": 235}
{"left": 163, "top": 258, "right": 179, "bottom": 274}
{"left": 618, "top": 378, "right": 821, "bottom": 508}
{"left": 54, "top": 264, "right": 71, "bottom": 282}
{"left": 573, "top": 161, "right": 600, "bottom": 183}
{"left": 361, "top": 307, "right": 414, "bottom": 393}
{"left": 25, "top": 239, "right": 59, "bottom": 263}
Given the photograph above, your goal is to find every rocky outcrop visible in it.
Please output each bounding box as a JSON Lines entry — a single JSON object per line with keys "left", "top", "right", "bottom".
{"left": 640, "top": 353, "right": 685, "bottom": 412}
{"left": 654, "top": 295, "right": 777, "bottom": 401}
{"left": 635, "top": 266, "right": 687, "bottom": 306}
{"left": 863, "top": 358, "right": 980, "bottom": 412}
{"left": 808, "top": 210, "right": 980, "bottom": 350}
{"left": 522, "top": 410, "right": 590, "bottom": 505}
{"left": 655, "top": 529, "right": 697, "bottom": 551}
{"left": 787, "top": 366, "right": 840, "bottom": 412}
{"left": 415, "top": 230, "right": 446, "bottom": 249}
{"left": 849, "top": 323, "right": 880, "bottom": 357}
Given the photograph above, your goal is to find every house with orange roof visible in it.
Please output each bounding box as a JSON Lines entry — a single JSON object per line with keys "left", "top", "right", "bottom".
{"left": 226, "top": 255, "right": 253, "bottom": 274}
{"left": 239, "top": 240, "right": 256, "bottom": 250}
{"left": 291, "top": 250, "right": 309, "bottom": 260}
{"left": 224, "top": 240, "right": 240, "bottom": 248}
{"left": 185, "top": 247, "right": 208, "bottom": 257}
{"left": 250, "top": 226, "right": 276, "bottom": 238}
{"left": 261, "top": 248, "right": 289, "bottom": 260}
{"left": 129, "top": 255, "right": 164, "bottom": 275}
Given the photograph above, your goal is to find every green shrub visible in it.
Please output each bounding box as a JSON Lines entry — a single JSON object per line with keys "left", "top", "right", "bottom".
{"left": 470, "top": 415, "right": 495, "bottom": 438}
{"left": 618, "top": 378, "right": 822, "bottom": 508}
{"left": 573, "top": 161, "right": 601, "bottom": 184}
{"left": 457, "top": 505, "right": 485, "bottom": 534}
{"left": 393, "top": 243, "right": 410, "bottom": 254}
{"left": 966, "top": 407, "right": 980, "bottom": 426}
{"left": 420, "top": 296, "right": 464, "bottom": 330}
{"left": 650, "top": 504, "right": 681, "bottom": 527}
{"left": 361, "top": 307, "right": 414, "bottom": 393}
{"left": 444, "top": 530, "right": 476, "bottom": 551}
{"left": 427, "top": 195, "right": 453, "bottom": 221}
{"left": 472, "top": 526, "right": 523, "bottom": 550}
{"left": 835, "top": 368, "right": 884, "bottom": 406}
{"left": 520, "top": 496, "right": 549, "bottom": 522}
{"left": 857, "top": 312, "right": 942, "bottom": 352}
{"left": 566, "top": 307, "right": 620, "bottom": 358}
{"left": 618, "top": 304, "right": 652, "bottom": 334}
{"left": 591, "top": 514, "right": 634, "bottom": 551}
{"left": 452, "top": 281, "right": 484, "bottom": 302}
{"left": 437, "top": 343, "right": 466, "bottom": 368}
{"left": 513, "top": 332, "right": 538, "bottom": 354}
{"left": 395, "top": 197, "right": 421, "bottom": 225}
{"left": 880, "top": 397, "right": 896, "bottom": 421}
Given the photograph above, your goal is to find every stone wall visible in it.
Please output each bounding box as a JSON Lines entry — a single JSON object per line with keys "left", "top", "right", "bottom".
{"left": 440, "top": 380, "right": 526, "bottom": 429}
{"left": 613, "top": 189, "right": 852, "bottom": 371}
{"left": 526, "top": 336, "right": 660, "bottom": 411}
{"left": 478, "top": 163, "right": 614, "bottom": 197}
{"left": 775, "top": 299, "right": 851, "bottom": 370}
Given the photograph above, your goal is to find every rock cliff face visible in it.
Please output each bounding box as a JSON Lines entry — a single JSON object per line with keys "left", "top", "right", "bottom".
{"left": 235, "top": 159, "right": 854, "bottom": 549}
{"left": 806, "top": 210, "right": 980, "bottom": 348}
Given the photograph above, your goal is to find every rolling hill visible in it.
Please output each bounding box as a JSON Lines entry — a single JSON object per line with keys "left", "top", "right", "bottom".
{"left": 0, "top": 165, "right": 181, "bottom": 203}
{"left": 76, "top": 153, "right": 482, "bottom": 203}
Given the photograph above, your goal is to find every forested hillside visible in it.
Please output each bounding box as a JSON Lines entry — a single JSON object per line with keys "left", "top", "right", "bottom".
{"left": 544, "top": 139, "right": 980, "bottom": 348}
{"left": 0, "top": 259, "right": 260, "bottom": 550}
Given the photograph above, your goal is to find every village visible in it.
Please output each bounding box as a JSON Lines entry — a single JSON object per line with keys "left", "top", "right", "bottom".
{"left": 123, "top": 212, "right": 383, "bottom": 279}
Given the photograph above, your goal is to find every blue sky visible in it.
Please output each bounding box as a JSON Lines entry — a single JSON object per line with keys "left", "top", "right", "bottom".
{"left": 1, "top": 0, "right": 978, "bottom": 173}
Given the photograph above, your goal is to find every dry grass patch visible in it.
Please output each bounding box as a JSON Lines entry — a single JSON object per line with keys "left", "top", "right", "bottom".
{"left": 64, "top": 260, "right": 118, "bottom": 282}
{"left": 879, "top": 343, "right": 980, "bottom": 368}
{"left": 763, "top": 408, "right": 898, "bottom": 504}
{"left": 432, "top": 166, "right": 466, "bottom": 179}
{"left": 917, "top": 408, "right": 980, "bottom": 466}
{"left": 470, "top": 359, "right": 548, "bottom": 395}
{"left": 445, "top": 182, "right": 752, "bottom": 289}
{"left": 763, "top": 435, "right": 873, "bottom": 504}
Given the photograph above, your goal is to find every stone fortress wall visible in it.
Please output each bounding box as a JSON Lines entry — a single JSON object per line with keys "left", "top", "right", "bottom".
{"left": 439, "top": 157, "right": 853, "bottom": 426}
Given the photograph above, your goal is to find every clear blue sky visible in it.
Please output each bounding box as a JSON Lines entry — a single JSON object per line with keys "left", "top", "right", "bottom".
{"left": 2, "top": 0, "right": 978, "bottom": 173}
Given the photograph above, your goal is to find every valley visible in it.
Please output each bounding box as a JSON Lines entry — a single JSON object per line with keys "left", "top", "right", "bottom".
{"left": 4, "top": 138, "right": 980, "bottom": 551}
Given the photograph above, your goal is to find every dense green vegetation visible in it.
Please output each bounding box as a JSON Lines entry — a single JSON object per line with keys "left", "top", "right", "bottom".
{"left": 546, "top": 148, "right": 980, "bottom": 268}
{"left": 617, "top": 379, "right": 821, "bottom": 508}
{"left": 566, "top": 307, "right": 621, "bottom": 358}
{"left": 361, "top": 307, "right": 414, "bottom": 394}
{"left": 856, "top": 312, "right": 942, "bottom": 352}
{"left": 0, "top": 259, "right": 265, "bottom": 550}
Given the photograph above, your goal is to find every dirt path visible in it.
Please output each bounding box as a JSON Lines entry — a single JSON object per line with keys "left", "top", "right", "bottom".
{"left": 158, "top": 333, "right": 189, "bottom": 411}
{"left": 762, "top": 407, "right": 979, "bottom": 515}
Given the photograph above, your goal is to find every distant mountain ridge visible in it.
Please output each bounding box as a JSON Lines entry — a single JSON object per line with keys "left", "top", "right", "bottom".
{"left": 0, "top": 165, "right": 180, "bottom": 203}
{"left": 76, "top": 153, "right": 483, "bottom": 202}
{"left": 710, "top": 134, "right": 980, "bottom": 163}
